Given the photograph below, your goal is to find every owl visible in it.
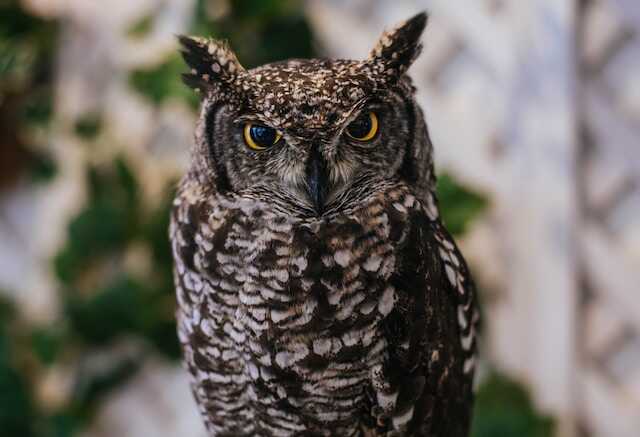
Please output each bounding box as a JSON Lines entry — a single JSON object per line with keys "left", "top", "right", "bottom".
{"left": 170, "top": 12, "right": 478, "bottom": 437}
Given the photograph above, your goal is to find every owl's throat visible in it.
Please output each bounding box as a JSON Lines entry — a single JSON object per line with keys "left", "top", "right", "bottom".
{"left": 305, "top": 145, "right": 330, "bottom": 215}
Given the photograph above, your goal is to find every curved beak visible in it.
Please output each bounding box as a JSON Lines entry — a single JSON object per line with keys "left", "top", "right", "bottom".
{"left": 305, "top": 144, "right": 329, "bottom": 215}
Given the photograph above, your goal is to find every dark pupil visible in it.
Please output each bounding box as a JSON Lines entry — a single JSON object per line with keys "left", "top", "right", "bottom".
{"left": 347, "top": 114, "right": 372, "bottom": 138}
{"left": 250, "top": 125, "right": 277, "bottom": 147}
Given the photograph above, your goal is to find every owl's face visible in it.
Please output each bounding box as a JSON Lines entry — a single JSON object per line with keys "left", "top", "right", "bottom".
{"left": 181, "top": 13, "right": 433, "bottom": 217}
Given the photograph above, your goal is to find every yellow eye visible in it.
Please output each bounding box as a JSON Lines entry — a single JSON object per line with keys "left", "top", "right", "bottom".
{"left": 243, "top": 123, "right": 282, "bottom": 150}
{"left": 346, "top": 112, "right": 378, "bottom": 142}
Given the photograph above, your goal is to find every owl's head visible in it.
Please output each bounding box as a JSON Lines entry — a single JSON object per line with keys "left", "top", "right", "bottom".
{"left": 180, "top": 12, "right": 434, "bottom": 217}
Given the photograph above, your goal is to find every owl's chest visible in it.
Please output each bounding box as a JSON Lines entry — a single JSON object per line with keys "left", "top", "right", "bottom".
{"left": 191, "top": 197, "right": 414, "bottom": 358}
{"left": 173, "top": 191, "right": 425, "bottom": 430}
{"left": 196, "top": 211, "right": 403, "bottom": 421}
{"left": 207, "top": 207, "right": 402, "bottom": 329}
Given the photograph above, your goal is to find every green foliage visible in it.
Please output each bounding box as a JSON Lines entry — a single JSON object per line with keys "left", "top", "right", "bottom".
{"left": 0, "top": 298, "right": 36, "bottom": 437}
{"left": 0, "top": 0, "right": 58, "bottom": 187}
{"left": 129, "top": 54, "right": 200, "bottom": 108}
{"left": 49, "top": 157, "right": 181, "bottom": 429}
{"left": 0, "top": 0, "right": 57, "bottom": 87}
{"left": 28, "top": 150, "right": 57, "bottom": 183}
{"left": 21, "top": 88, "right": 53, "bottom": 127}
{"left": 74, "top": 113, "right": 103, "bottom": 140}
{"left": 471, "top": 372, "right": 555, "bottom": 437}
{"left": 31, "top": 326, "right": 65, "bottom": 366}
{"left": 0, "top": 156, "right": 181, "bottom": 437}
{"left": 191, "top": 0, "right": 315, "bottom": 69}
{"left": 54, "top": 158, "right": 139, "bottom": 284}
{"left": 54, "top": 156, "right": 179, "bottom": 357}
{"left": 35, "top": 413, "right": 78, "bottom": 437}
{"left": 0, "top": 356, "right": 35, "bottom": 436}
{"left": 67, "top": 275, "right": 146, "bottom": 345}
{"left": 129, "top": 0, "right": 315, "bottom": 108}
{"left": 437, "top": 173, "right": 488, "bottom": 236}
{"left": 127, "top": 14, "right": 154, "bottom": 39}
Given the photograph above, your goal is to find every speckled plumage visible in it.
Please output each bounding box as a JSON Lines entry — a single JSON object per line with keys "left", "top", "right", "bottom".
{"left": 171, "top": 12, "right": 478, "bottom": 437}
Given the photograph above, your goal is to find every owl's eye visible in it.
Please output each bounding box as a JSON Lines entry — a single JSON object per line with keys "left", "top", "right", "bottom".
{"left": 346, "top": 112, "right": 378, "bottom": 142}
{"left": 243, "top": 123, "right": 282, "bottom": 150}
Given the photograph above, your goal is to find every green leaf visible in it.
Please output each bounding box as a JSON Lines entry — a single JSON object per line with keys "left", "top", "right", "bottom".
{"left": 471, "top": 372, "right": 555, "bottom": 437}
{"left": 0, "top": 296, "right": 16, "bottom": 324}
{"left": 31, "top": 326, "right": 65, "bottom": 365}
{"left": 34, "top": 413, "right": 78, "bottom": 437}
{"left": 0, "top": 1, "right": 58, "bottom": 84}
{"left": 0, "top": 297, "right": 35, "bottom": 437}
{"left": 129, "top": 54, "right": 199, "bottom": 108}
{"left": 67, "top": 200, "right": 129, "bottom": 252}
{"left": 113, "top": 156, "right": 139, "bottom": 207}
{"left": 437, "top": 173, "right": 488, "bottom": 236}
{"left": 0, "top": 362, "right": 35, "bottom": 437}
{"left": 0, "top": 1, "right": 49, "bottom": 39}
{"left": 127, "top": 14, "right": 154, "bottom": 39}
{"left": 28, "top": 150, "right": 57, "bottom": 183}
{"left": 191, "top": 0, "right": 314, "bottom": 69}
{"left": 141, "top": 184, "right": 175, "bottom": 268}
{"left": 66, "top": 275, "right": 145, "bottom": 345}
{"left": 54, "top": 158, "right": 142, "bottom": 283}
{"left": 74, "top": 113, "right": 103, "bottom": 140}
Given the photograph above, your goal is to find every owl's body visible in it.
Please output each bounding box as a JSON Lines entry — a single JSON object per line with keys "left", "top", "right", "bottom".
{"left": 171, "top": 13, "right": 478, "bottom": 437}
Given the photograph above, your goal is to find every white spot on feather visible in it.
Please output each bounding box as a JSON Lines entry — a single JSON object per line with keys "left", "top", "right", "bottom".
{"left": 363, "top": 255, "right": 382, "bottom": 272}
{"left": 290, "top": 256, "right": 308, "bottom": 273}
{"left": 464, "top": 356, "right": 476, "bottom": 374}
{"left": 393, "top": 202, "right": 407, "bottom": 213}
{"left": 458, "top": 306, "right": 468, "bottom": 330}
{"left": 442, "top": 237, "right": 455, "bottom": 251}
{"left": 445, "top": 264, "right": 457, "bottom": 286}
{"left": 359, "top": 300, "right": 376, "bottom": 315}
{"left": 271, "top": 307, "right": 295, "bottom": 323}
{"left": 248, "top": 362, "right": 259, "bottom": 380}
{"left": 461, "top": 328, "right": 474, "bottom": 351}
{"left": 275, "top": 351, "right": 293, "bottom": 369}
{"left": 334, "top": 250, "right": 352, "bottom": 267}
{"left": 378, "top": 287, "right": 396, "bottom": 316}
{"left": 313, "top": 338, "right": 332, "bottom": 356}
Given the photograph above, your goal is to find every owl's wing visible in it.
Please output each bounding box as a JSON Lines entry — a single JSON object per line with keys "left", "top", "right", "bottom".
{"left": 377, "top": 206, "right": 478, "bottom": 436}
{"left": 170, "top": 184, "right": 252, "bottom": 434}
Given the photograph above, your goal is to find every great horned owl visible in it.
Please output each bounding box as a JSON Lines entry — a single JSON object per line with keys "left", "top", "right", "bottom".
{"left": 170, "top": 12, "right": 478, "bottom": 437}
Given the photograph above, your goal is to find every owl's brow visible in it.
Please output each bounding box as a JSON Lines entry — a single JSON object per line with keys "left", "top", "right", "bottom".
{"left": 230, "top": 95, "right": 388, "bottom": 133}
{"left": 344, "top": 97, "right": 369, "bottom": 117}
{"left": 234, "top": 113, "right": 281, "bottom": 127}
{"left": 342, "top": 97, "right": 386, "bottom": 123}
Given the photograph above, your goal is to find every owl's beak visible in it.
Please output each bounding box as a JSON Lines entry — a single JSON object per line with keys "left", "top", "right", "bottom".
{"left": 305, "top": 145, "right": 329, "bottom": 215}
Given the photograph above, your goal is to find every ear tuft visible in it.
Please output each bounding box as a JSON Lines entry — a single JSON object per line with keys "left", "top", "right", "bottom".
{"left": 368, "top": 12, "right": 428, "bottom": 78}
{"left": 178, "top": 35, "right": 245, "bottom": 92}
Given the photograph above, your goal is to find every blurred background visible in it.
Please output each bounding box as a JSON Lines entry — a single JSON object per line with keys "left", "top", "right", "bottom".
{"left": 1, "top": 0, "right": 638, "bottom": 436}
